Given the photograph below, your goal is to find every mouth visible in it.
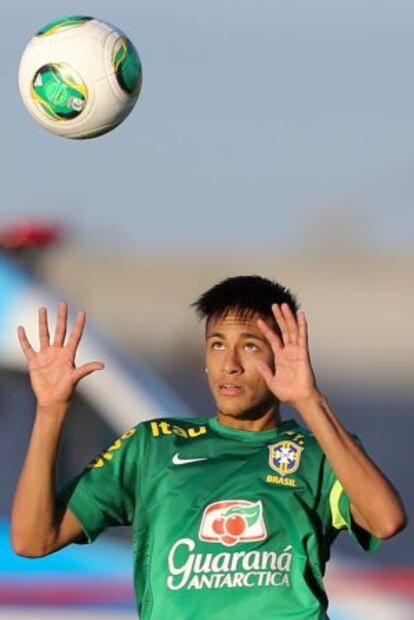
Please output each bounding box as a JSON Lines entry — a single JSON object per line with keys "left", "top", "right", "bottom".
{"left": 219, "top": 384, "right": 243, "bottom": 396}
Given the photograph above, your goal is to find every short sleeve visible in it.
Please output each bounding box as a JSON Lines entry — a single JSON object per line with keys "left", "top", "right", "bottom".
{"left": 328, "top": 478, "right": 381, "bottom": 552}
{"left": 57, "top": 425, "right": 141, "bottom": 543}
{"left": 320, "top": 435, "right": 381, "bottom": 553}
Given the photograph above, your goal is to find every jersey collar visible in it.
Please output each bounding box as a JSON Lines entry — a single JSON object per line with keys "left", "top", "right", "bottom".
{"left": 208, "top": 417, "right": 298, "bottom": 443}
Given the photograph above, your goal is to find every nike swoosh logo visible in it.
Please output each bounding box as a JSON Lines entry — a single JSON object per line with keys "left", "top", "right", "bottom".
{"left": 172, "top": 453, "right": 208, "bottom": 465}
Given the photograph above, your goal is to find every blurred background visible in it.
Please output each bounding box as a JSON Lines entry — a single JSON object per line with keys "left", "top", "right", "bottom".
{"left": 0, "top": 1, "right": 413, "bottom": 619}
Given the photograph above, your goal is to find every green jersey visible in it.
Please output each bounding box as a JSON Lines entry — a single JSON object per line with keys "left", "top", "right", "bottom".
{"left": 59, "top": 417, "right": 379, "bottom": 620}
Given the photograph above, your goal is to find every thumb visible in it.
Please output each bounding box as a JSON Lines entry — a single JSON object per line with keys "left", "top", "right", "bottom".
{"left": 73, "top": 361, "right": 105, "bottom": 384}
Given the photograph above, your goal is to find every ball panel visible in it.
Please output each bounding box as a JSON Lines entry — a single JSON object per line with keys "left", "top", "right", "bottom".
{"left": 112, "top": 36, "right": 142, "bottom": 96}
{"left": 36, "top": 16, "right": 93, "bottom": 37}
{"left": 31, "top": 63, "right": 88, "bottom": 121}
{"left": 21, "top": 74, "right": 133, "bottom": 138}
{"left": 18, "top": 23, "right": 107, "bottom": 97}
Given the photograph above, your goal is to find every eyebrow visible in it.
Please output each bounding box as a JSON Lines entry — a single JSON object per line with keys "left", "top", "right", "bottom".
{"left": 206, "top": 331, "right": 265, "bottom": 341}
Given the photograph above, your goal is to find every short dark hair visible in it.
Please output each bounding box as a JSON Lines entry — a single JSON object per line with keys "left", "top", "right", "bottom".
{"left": 192, "top": 275, "right": 299, "bottom": 325}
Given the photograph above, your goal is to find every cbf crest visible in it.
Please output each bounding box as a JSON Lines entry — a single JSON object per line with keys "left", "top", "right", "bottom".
{"left": 268, "top": 440, "right": 303, "bottom": 476}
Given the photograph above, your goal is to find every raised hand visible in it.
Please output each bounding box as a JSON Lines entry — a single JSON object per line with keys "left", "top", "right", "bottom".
{"left": 17, "top": 302, "right": 104, "bottom": 410}
{"left": 256, "top": 303, "right": 319, "bottom": 407}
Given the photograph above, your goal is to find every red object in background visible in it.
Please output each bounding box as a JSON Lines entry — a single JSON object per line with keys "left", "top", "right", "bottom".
{"left": 0, "top": 219, "right": 61, "bottom": 249}
{"left": 327, "top": 567, "right": 414, "bottom": 599}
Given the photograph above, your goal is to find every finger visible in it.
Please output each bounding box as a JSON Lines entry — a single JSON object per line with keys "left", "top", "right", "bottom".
{"left": 298, "top": 311, "right": 308, "bottom": 349}
{"left": 38, "top": 307, "right": 50, "bottom": 351}
{"left": 66, "top": 310, "right": 86, "bottom": 354}
{"left": 281, "top": 303, "right": 298, "bottom": 345}
{"left": 53, "top": 301, "right": 68, "bottom": 346}
{"left": 73, "top": 361, "right": 104, "bottom": 384}
{"left": 17, "top": 325, "right": 36, "bottom": 361}
{"left": 256, "top": 318, "right": 282, "bottom": 354}
{"left": 272, "top": 304, "right": 290, "bottom": 345}
{"left": 255, "top": 360, "right": 274, "bottom": 388}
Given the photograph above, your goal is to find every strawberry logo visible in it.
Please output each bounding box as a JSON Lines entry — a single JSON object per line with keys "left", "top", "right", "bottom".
{"left": 199, "top": 500, "right": 267, "bottom": 547}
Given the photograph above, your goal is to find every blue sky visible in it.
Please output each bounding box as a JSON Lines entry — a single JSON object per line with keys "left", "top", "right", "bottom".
{"left": 1, "top": 1, "right": 413, "bottom": 252}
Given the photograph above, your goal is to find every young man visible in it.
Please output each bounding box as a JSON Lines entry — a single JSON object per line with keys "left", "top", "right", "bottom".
{"left": 12, "top": 275, "right": 406, "bottom": 620}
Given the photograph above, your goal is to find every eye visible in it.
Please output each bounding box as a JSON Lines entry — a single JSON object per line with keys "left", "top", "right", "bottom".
{"left": 244, "top": 342, "right": 259, "bottom": 352}
{"left": 211, "top": 341, "right": 225, "bottom": 351}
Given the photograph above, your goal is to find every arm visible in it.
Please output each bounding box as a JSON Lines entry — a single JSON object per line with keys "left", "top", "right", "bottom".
{"left": 293, "top": 393, "right": 406, "bottom": 538}
{"left": 11, "top": 303, "right": 104, "bottom": 557}
{"left": 256, "top": 303, "right": 407, "bottom": 540}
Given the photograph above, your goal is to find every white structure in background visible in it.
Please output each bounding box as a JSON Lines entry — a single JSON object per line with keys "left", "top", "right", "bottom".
{"left": 0, "top": 256, "right": 191, "bottom": 432}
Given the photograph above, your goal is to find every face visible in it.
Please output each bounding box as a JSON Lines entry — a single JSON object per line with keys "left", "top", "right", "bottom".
{"left": 205, "top": 312, "right": 277, "bottom": 421}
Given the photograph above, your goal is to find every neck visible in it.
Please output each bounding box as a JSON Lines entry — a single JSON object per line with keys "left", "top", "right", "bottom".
{"left": 217, "top": 401, "right": 281, "bottom": 432}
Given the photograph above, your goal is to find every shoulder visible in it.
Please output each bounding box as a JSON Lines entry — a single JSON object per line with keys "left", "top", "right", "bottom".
{"left": 285, "top": 422, "right": 361, "bottom": 455}
{"left": 96, "top": 417, "right": 210, "bottom": 457}
{"left": 86, "top": 424, "right": 142, "bottom": 469}
{"left": 279, "top": 420, "right": 326, "bottom": 466}
{"left": 281, "top": 420, "right": 319, "bottom": 447}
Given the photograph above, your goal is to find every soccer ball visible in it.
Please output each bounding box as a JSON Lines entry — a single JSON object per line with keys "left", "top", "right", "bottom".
{"left": 18, "top": 15, "right": 142, "bottom": 139}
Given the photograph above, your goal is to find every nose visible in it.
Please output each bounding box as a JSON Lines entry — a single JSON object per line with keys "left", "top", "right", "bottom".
{"left": 222, "top": 347, "right": 242, "bottom": 374}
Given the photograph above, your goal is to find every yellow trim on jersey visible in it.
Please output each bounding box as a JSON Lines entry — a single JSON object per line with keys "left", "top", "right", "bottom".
{"left": 329, "top": 480, "right": 347, "bottom": 530}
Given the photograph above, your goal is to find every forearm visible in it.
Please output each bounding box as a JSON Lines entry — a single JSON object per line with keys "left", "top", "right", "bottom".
{"left": 11, "top": 405, "right": 68, "bottom": 556}
{"left": 294, "top": 393, "right": 407, "bottom": 538}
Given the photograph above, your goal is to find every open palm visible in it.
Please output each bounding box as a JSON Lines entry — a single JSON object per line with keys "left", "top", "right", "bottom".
{"left": 18, "top": 302, "right": 104, "bottom": 408}
{"left": 256, "top": 303, "right": 318, "bottom": 405}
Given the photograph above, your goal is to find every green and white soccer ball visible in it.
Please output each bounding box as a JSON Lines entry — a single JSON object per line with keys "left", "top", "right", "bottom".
{"left": 18, "top": 15, "right": 142, "bottom": 139}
